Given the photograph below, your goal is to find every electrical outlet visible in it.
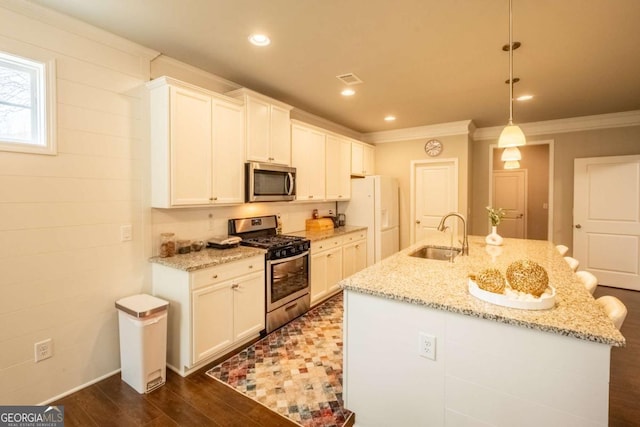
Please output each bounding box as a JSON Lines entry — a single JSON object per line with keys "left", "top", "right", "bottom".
{"left": 120, "top": 224, "right": 132, "bottom": 242}
{"left": 418, "top": 332, "right": 436, "bottom": 360}
{"left": 35, "top": 338, "right": 53, "bottom": 362}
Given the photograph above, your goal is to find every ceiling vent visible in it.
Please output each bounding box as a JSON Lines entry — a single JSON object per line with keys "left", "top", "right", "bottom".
{"left": 336, "top": 73, "right": 363, "bottom": 85}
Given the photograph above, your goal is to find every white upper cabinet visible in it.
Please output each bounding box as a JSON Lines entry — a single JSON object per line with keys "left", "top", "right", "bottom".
{"left": 325, "top": 134, "right": 351, "bottom": 200}
{"left": 351, "top": 140, "right": 375, "bottom": 176}
{"left": 211, "top": 99, "right": 245, "bottom": 204}
{"left": 148, "top": 77, "right": 245, "bottom": 208}
{"left": 227, "top": 88, "right": 293, "bottom": 166}
{"left": 291, "top": 122, "right": 326, "bottom": 201}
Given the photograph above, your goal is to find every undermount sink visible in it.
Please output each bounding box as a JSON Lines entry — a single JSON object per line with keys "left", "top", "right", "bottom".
{"left": 409, "top": 245, "right": 462, "bottom": 261}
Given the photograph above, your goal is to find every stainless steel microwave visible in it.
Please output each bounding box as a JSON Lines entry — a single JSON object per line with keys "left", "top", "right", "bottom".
{"left": 245, "top": 162, "right": 296, "bottom": 202}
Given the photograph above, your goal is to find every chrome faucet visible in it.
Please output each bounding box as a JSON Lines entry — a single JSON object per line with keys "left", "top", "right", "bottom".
{"left": 437, "top": 212, "right": 469, "bottom": 255}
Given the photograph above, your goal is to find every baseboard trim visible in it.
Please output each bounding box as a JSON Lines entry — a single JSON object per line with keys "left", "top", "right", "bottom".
{"left": 38, "top": 369, "right": 121, "bottom": 405}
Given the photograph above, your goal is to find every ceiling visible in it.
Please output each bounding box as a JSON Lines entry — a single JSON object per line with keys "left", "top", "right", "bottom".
{"left": 29, "top": 0, "right": 640, "bottom": 133}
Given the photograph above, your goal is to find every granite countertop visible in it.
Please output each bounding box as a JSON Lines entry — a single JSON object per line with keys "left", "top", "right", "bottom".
{"left": 149, "top": 246, "right": 265, "bottom": 272}
{"left": 339, "top": 233, "right": 626, "bottom": 347}
{"left": 289, "top": 225, "right": 367, "bottom": 242}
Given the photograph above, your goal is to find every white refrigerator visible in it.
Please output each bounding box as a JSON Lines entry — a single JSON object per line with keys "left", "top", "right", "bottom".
{"left": 339, "top": 175, "right": 400, "bottom": 266}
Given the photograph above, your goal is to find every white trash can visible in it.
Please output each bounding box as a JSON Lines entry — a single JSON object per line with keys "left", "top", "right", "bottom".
{"left": 115, "top": 294, "right": 169, "bottom": 394}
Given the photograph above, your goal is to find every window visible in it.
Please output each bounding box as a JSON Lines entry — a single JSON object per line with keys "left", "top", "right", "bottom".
{"left": 0, "top": 51, "right": 56, "bottom": 155}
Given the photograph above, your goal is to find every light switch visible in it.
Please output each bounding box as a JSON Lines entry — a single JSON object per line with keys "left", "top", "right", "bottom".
{"left": 120, "top": 224, "right": 132, "bottom": 242}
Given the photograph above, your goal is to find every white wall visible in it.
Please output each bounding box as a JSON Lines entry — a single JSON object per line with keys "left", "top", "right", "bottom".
{"left": 0, "top": 1, "right": 156, "bottom": 404}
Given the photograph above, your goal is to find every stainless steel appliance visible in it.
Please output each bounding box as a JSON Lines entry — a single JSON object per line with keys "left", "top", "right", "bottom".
{"left": 245, "top": 162, "right": 296, "bottom": 202}
{"left": 228, "top": 215, "right": 310, "bottom": 333}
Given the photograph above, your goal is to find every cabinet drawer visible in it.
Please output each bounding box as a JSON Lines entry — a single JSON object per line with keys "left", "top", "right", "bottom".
{"left": 343, "top": 230, "right": 366, "bottom": 243}
{"left": 191, "top": 256, "right": 264, "bottom": 290}
{"left": 312, "top": 236, "right": 343, "bottom": 252}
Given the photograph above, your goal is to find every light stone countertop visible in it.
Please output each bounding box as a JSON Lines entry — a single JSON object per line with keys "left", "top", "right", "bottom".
{"left": 289, "top": 225, "right": 367, "bottom": 242}
{"left": 149, "top": 246, "right": 265, "bottom": 272}
{"left": 339, "top": 233, "right": 626, "bottom": 347}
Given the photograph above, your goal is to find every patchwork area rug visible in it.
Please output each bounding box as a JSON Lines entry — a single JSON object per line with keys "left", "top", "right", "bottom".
{"left": 207, "top": 293, "right": 351, "bottom": 427}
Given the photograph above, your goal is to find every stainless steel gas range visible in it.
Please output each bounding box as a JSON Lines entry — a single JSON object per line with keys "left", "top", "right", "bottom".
{"left": 228, "top": 215, "right": 310, "bottom": 333}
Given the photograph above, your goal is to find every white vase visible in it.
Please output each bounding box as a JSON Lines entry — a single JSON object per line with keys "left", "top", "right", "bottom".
{"left": 485, "top": 225, "right": 503, "bottom": 246}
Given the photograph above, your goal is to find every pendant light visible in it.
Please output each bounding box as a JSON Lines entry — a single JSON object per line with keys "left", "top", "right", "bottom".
{"left": 501, "top": 146, "right": 522, "bottom": 161}
{"left": 504, "top": 160, "right": 520, "bottom": 169}
{"left": 498, "top": 0, "right": 526, "bottom": 148}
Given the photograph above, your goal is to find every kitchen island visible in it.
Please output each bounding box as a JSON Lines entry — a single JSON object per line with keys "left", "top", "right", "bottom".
{"left": 339, "top": 234, "right": 625, "bottom": 427}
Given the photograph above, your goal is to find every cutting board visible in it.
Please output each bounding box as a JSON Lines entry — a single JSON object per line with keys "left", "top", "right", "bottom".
{"left": 305, "top": 218, "right": 334, "bottom": 231}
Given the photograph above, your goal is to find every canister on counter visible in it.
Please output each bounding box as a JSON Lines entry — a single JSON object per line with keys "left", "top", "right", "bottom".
{"left": 176, "top": 240, "right": 191, "bottom": 254}
{"left": 159, "top": 233, "right": 175, "bottom": 258}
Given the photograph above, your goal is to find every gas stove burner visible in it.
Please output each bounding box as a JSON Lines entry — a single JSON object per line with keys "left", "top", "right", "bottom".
{"left": 228, "top": 215, "right": 310, "bottom": 260}
{"left": 242, "top": 234, "right": 306, "bottom": 248}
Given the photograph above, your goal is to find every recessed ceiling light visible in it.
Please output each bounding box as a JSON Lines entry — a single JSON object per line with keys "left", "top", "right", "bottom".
{"left": 248, "top": 34, "right": 270, "bottom": 46}
{"left": 516, "top": 94, "right": 534, "bottom": 101}
{"left": 341, "top": 88, "right": 355, "bottom": 96}
{"left": 384, "top": 115, "right": 396, "bottom": 122}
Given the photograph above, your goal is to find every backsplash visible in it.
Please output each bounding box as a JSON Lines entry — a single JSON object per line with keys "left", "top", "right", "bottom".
{"left": 151, "top": 202, "right": 336, "bottom": 256}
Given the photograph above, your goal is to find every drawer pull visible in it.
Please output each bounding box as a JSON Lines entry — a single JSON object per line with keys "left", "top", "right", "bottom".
{"left": 284, "top": 302, "right": 298, "bottom": 311}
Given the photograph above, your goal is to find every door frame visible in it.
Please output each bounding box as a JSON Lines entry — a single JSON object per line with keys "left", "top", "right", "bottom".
{"left": 488, "top": 139, "right": 554, "bottom": 241}
{"left": 410, "top": 158, "right": 458, "bottom": 244}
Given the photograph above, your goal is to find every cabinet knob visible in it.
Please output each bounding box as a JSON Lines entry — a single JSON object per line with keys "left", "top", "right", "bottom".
{"left": 248, "top": 265, "right": 253, "bottom": 269}
{"left": 209, "top": 197, "right": 214, "bottom": 201}
{"left": 212, "top": 274, "right": 218, "bottom": 279}
{"left": 213, "top": 197, "right": 218, "bottom": 201}
{"left": 416, "top": 220, "right": 421, "bottom": 224}
{"left": 231, "top": 283, "right": 239, "bottom": 289}
{"left": 356, "top": 244, "right": 360, "bottom": 249}
{"left": 309, "top": 195, "right": 313, "bottom": 199}
{"left": 575, "top": 224, "right": 582, "bottom": 229}
{"left": 327, "top": 253, "right": 332, "bottom": 258}
{"left": 338, "top": 195, "right": 342, "bottom": 198}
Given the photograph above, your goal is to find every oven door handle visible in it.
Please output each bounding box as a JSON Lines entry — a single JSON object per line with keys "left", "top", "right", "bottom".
{"left": 267, "top": 250, "right": 309, "bottom": 266}
{"left": 286, "top": 172, "right": 294, "bottom": 196}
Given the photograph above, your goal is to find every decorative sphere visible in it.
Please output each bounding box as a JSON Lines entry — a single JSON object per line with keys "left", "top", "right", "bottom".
{"left": 506, "top": 259, "right": 549, "bottom": 297}
{"left": 476, "top": 268, "right": 506, "bottom": 294}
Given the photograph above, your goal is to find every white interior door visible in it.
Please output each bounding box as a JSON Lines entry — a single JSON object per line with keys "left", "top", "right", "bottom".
{"left": 412, "top": 160, "right": 457, "bottom": 243}
{"left": 574, "top": 155, "right": 640, "bottom": 290}
{"left": 492, "top": 170, "right": 527, "bottom": 238}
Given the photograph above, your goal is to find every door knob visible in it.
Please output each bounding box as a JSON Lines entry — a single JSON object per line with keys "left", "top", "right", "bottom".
{"left": 575, "top": 224, "right": 582, "bottom": 229}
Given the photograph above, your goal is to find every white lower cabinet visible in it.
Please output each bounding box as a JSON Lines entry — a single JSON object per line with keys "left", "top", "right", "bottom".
{"left": 152, "top": 255, "right": 265, "bottom": 376}
{"left": 310, "top": 231, "right": 367, "bottom": 306}
{"left": 311, "top": 245, "right": 342, "bottom": 305}
{"left": 342, "top": 235, "right": 367, "bottom": 278}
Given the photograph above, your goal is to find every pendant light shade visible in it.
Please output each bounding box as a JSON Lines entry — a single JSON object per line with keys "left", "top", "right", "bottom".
{"left": 498, "top": 123, "right": 526, "bottom": 147}
{"left": 499, "top": 0, "right": 526, "bottom": 148}
{"left": 504, "top": 160, "right": 520, "bottom": 169}
{"left": 501, "top": 146, "right": 522, "bottom": 161}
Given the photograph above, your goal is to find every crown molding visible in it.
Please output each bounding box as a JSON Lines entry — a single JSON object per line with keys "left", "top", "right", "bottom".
{"left": 151, "top": 55, "right": 242, "bottom": 92}
{"left": 363, "top": 120, "right": 475, "bottom": 144}
{"left": 290, "top": 109, "right": 364, "bottom": 140}
{"left": 5, "top": 0, "right": 159, "bottom": 60}
{"left": 474, "top": 110, "right": 640, "bottom": 141}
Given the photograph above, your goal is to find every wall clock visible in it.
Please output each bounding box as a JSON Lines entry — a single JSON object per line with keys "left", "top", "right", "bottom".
{"left": 424, "top": 139, "right": 443, "bottom": 157}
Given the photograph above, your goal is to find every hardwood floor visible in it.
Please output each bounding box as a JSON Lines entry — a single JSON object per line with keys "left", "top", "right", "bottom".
{"left": 54, "top": 287, "right": 639, "bottom": 426}
{"left": 594, "top": 286, "right": 640, "bottom": 427}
